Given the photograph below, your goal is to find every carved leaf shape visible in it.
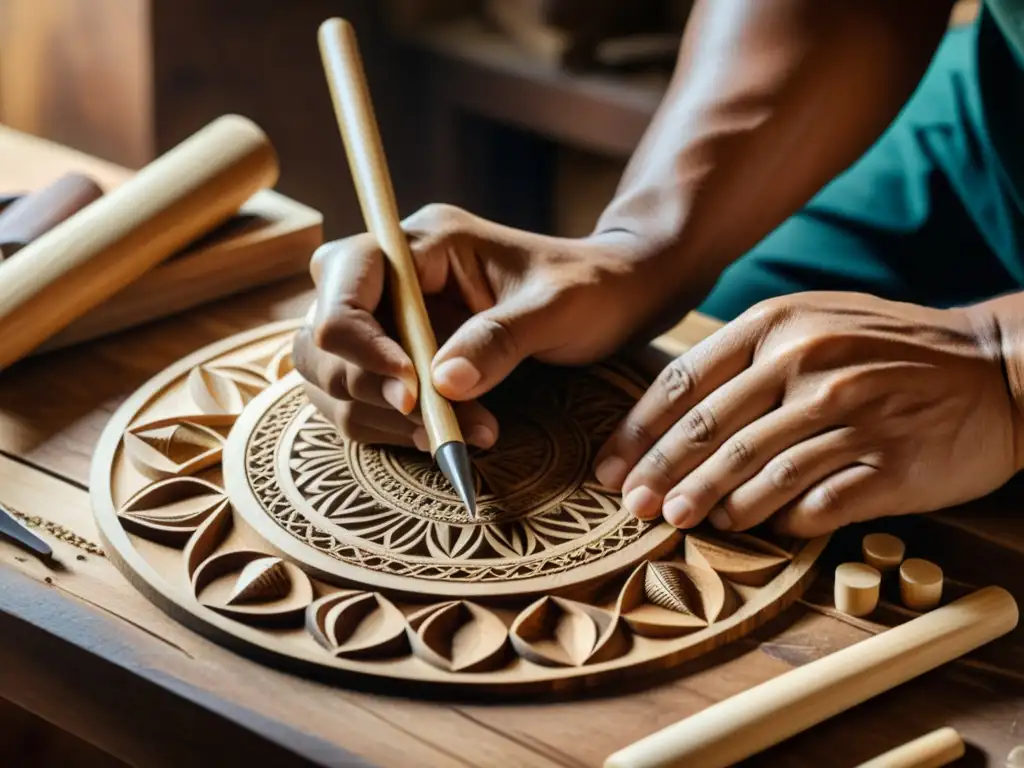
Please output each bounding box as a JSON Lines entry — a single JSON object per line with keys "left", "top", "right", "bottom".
{"left": 510, "top": 596, "right": 628, "bottom": 667}
{"left": 226, "top": 557, "right": 291, "bottom": 604}
{"left": 645, "top": 561, "right": 698, "bottom": 614}
{"left": 188, "top": 365, "right": 269, "bottom": 416}
{"left": 266, "top": 343, "right": 294, "bottom": 382}
{"left": 192, "top": 550, "right": 313, "bottom": 627}
{"left": 406, "top": 601, "right": 508, "bottom": 673}
{"left": 306, "top": 591, "right": 408, "bottom": 659}
{"left": 616, "top": 561, "right": 739, "bottom": 638}
{"left": 183, "top": 498, "right": 233, "bottom": 579}
{"left": 685, "top": 533, "right": 791, "bottom": 587}
{"left": 124, "top": 414, "right": 233, "bottom": 480}
{"left": 118, "top": 476, "right": 228, "bottom": 547}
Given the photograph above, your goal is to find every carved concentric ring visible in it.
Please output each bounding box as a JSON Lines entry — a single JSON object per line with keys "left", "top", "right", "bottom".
{"left": 91, "top": 320, "right": 829, "bottom": 695}
{"left": 224, "top": 361, "right": 675, "bottom": 599}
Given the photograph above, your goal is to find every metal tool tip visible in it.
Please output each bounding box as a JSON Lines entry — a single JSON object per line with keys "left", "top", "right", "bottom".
{"left": 435, "top": 441, "right": 477, "bottom": 519}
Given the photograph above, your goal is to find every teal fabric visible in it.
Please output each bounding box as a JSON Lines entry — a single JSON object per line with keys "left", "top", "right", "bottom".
{"left": 698, "top": 10, "right": 1024, "bottom": 321}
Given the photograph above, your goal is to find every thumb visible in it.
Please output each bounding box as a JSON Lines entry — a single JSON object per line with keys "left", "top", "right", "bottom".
{"left": 431, "top": 301, "right": 545, "bottom": 401}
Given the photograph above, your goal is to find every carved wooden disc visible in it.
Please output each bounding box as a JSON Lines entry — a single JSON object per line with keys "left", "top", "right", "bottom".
{"left": 91, "top": 320, "right": 829, "bottom": 695}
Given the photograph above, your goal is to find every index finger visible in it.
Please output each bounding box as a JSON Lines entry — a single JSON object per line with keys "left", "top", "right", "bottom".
{"left": 594, "top": 318, "right": 758, "bottom": 490}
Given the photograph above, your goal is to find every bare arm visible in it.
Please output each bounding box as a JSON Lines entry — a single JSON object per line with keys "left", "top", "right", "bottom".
{"left": 598, "top": 0, "right": 956, "bottom": 310}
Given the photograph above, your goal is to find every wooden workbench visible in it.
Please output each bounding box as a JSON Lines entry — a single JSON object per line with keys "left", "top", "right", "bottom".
{"left": 0, "top": 128, "right": 1022, "bottom": 768}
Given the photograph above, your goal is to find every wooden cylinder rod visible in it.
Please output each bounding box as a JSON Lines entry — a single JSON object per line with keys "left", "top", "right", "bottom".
{"left": 604, "top": 586, "right": 1017, "bottom": 768}
{"left": 317, "top": 17, "right": 476, "bottom": 516}
{"left": 0, "top": 115, "right": 277, "bottom": 369}
{"left": 854, "top": 727, "right": 964, "bottom": 768}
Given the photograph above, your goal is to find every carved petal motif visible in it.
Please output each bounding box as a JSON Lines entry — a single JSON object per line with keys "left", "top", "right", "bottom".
{"left": 616, "top": 561, "right": 738, "bottom": 638}
{"left": 188, "top": 365, "right": 270, "bottom": 415}
{"left": 118, "top": 476, "right": 228, "bottom": 547}
{"left": 510, "top": 596, "right": 628, "bottom": 667}
{"left": 124, "top": 414, "right": 233, "bottom": 480}
{"left": 192, "top": 551, "right": 313, "bottom": 627}
{"left": 406, "top": 601, "right": 508, "bottom": 673}
{"left": 685, "top": 533, "right": 791, "bottom": 587}
{"left": 265, "top": 343, "right": 295, "bottom": 382}
{"left": 306, "top": 591, "right": 409, "bottom": 659}
{"left": 226, "top": 557, "right": 291, "bottom": 604}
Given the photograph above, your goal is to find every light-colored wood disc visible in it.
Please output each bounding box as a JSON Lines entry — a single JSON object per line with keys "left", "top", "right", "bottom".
{"left": 834, "top": 562, "right": 881, "bottom": 617}
{"left": 91, "top": 320, "right": 829, "bottom": 695}
{"left": 862, "top": 533, "right": 906, "bottom": 571}
{"left": 900, "top": 559, "right": 943, "bottom": 612}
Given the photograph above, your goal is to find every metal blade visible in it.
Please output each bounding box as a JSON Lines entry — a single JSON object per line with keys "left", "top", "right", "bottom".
{"left": 0, "top": 503, "right": 52, "bottom": 559}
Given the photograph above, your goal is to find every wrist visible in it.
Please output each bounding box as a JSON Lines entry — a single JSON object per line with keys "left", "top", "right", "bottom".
{"left": 966, "top": 295, "right": 1024, "bottom": 471}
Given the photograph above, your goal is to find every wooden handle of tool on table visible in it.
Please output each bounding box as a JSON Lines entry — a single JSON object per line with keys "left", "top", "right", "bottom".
{"left": 0, "top": 173, "right": 104, "bottom": 258}
{"left": 605, "top": 586, "right": 1017, "bottom": 768}
{"left": 317, "top": 17, "right": 463, "bottom": 455}
{"left": 0, "top": 115, "right": 277, "bottom": 369}
{"left": 854, "top": 727, "right": 964, "bottom": 768}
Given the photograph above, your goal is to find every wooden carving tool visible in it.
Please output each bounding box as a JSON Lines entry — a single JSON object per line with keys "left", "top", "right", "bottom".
{"left": 604, "top": 586, "right": 1018, "bottom": 768}
{"left": 854, "top": 727, "right": 964, "bottom": 768}
{"left": 0, "top": 115, "right": 277, "bottom": 369}
{"left": 318, "top": 17, "right": 477, "bottom": 517}
{"left": 0, "top": 173, "right": 104, "bottom": 259}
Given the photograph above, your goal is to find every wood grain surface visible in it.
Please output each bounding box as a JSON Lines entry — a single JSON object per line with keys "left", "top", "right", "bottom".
{"left": 0, "top": 127, "right": 1023, "bottom": 768}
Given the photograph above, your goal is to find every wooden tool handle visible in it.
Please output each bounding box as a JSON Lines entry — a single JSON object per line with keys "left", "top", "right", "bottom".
{"left": 0, "top": 115, "right": 277, "bottom": 369}
{"left": 854, "top": 727, "right": 964, "bottom": 768}
{"left": 604, "top": 586, "right": 1018, "bottom": 768}
{"left": 0, "top": 173, "right": 104, "bottom": 258}
{"left": 318, "top": 17, "right": 463, "bottom": 454}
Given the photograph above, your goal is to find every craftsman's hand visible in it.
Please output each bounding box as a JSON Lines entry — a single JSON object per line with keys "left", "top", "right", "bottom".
{"left": 595, "top": 293, "right": 1024, "bottom": 537}
{"left": 293, "top": 204, "right": 653, "bottom": 450}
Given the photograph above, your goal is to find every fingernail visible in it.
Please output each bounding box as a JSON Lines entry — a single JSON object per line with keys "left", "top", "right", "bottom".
{"left": 624, "top": 487, "right": 660, "bottom": 520}
{"left": 663, "top": 495, "right": 695, "bottom": 528}
{"left": 433, "top": 357, "right": 481, "bottom": 397}
{"left": 468, "top": 425, "right": 496, "bottom": 449}
{"left": 709, "top": 506, "right": 732, "bottom": 530}
{"left": 412, "top": 428, "right": 429, "bottom": 452}
{"left": 595, "top": 456, "right": 628, "bottom": 490}
{"left": 382, "top": 377, "right": 412, "bottom": 413}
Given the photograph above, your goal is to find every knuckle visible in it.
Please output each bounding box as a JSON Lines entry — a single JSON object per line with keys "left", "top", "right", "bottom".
{"left": 641, "top": 445, "right": 675, "bottom": 482}
{"left": 806, "top": 482, "right": 841, "bottom": 516}
{"left": 406, "top": 202, "right": 465, "bottom": 234}
{"left": 768, "top": 456, "right": 800, "bottom": 490}
{"left": 658, "top": 358, "right": 695, "bottom": 404}
{"left": 623, "top": 420, "right": 656, "bottom": 450}
{"left": 725, "top": 437, "right": 755, "bottom": 472}
{"left": 680, "top": 406, "right": 717, "bottom": 445}
{"left": 745, "top": 296, "right": 792, "bottom": 326}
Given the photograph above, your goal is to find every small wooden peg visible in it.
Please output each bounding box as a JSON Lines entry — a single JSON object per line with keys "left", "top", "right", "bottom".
{"left": 900, "top": 558, "right": 943, "bottom": 611}
{"left": 854, "top": 727, "right": 963, "bottom": 768}
{"left": 862, "top": 533, "right": 905, "bottom": 571}
{"left": 1007, "top": 745, "right": 1024, "bottom": 767}
{"left": 834, "top": 562, "right": 881, "bottom": 617}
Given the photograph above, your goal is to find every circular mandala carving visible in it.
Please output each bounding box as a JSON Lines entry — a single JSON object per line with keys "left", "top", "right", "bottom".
{"left": 91, "top": 320, "right": 829, "bottom": 695}
{"left": 225, "top": 362, "right": 670, "bottom": 598}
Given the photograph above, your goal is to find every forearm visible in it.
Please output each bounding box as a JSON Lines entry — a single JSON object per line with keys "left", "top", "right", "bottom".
{"left": 596, "top": 0, "right": 954, "bottom": 297}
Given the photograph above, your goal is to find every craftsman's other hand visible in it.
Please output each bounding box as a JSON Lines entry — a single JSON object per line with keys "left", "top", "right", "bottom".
{"left": 595, "top": 292, "right": 1024, "bottom": 537}
{"left": 293, "top": 204, "right": 647, "bottom": 450}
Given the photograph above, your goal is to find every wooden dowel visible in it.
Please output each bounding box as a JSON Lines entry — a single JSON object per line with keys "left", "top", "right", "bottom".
{"left": 604, "top": 586, "right": 1017, "bottom": 768}
{"left": 854, "top": 727, "right": 964, "bottom": 768}
{"left": 316, "top": 17, "right": 463, "bottom": 456}
{"left": 0, "top": 115, "right": 277, "bottom": 369}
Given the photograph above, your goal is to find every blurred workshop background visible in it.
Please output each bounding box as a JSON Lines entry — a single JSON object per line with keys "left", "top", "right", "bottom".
{"left": 0, "top": 0, "right": 981, "bottom": 244}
